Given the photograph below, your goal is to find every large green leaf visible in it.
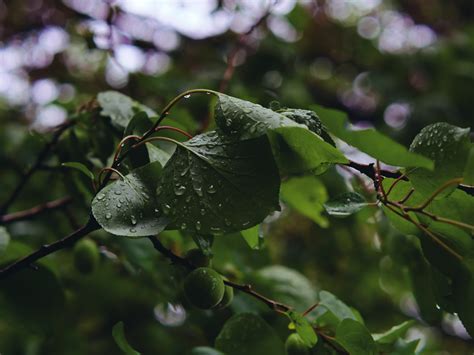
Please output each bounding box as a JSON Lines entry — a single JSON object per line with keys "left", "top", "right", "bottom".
{"left": 158, "top": 131, "right": 280, "bottom": 235}
{"left": 268, "top": 126, "right": 348, "bottom": 175}
{"left": 248, "top": 265, "right": 317, "bottom": 311}
{"left": 336, "top": 319, "right": 377, "bottom": 355}
{"left": 92, "top": 162, "right": 169, "bottom": 237}
{"left": 214, "top": 93, "right": 303, "bottom": 139}
{"left": 280, "top": 176, "right": 328, "bottom": 227}
{"left": 408, "top": 122, "right": 471, "bottom": 197}
{"left": 215, "top": 313, "right": 285, "bottom": 355}
{"left": 313, "top": 104, "right": 433, "bottom": 169}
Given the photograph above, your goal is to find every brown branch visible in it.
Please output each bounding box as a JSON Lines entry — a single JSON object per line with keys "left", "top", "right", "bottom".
{"left": 0, "top": 196, "right": 72, "bottom": 225}
{"left": 0, "top": 121, "right": 75, "bottom": 215}
{"left": 345, "top": 161, "right": 473, "bottom": 196}
{"left": 148, "top": 236, "right": 291, "bottom": 313}
{"left": 0, "top": 216, "right": 100, "bottom": 280}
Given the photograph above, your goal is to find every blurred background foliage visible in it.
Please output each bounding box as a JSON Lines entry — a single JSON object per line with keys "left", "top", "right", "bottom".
{"left": 0, "top": 0, "right": 473, "bottom": 354}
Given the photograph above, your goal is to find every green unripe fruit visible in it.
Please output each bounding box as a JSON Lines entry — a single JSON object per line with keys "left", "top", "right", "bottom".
{"left": 185, "top": 248, "right": 211, "bottom": 268}
{"left": 285, "top": 333, "right": 310, "bottom": 355}
{"left": 73, "top": 238, "right": 100, "bottom": 274}
{"left": 213, "top": 284, "right": 234, "bottom": 309}
{"left": 183, "top": 267, "right": 225, "bottom": 309}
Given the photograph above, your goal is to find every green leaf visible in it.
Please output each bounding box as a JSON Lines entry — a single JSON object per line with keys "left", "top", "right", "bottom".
{"left": 280, "top": 176, "right": 328, "bottom": 227}
{"left": 92, "top": 162, "right": 169, "bottom": 237}
{"left": 314, "top": 104, "right": 433, "bottom": 169}
{"left": 215, "top": 313, "right": 285, "bottom": 355}
{"left": 158, "top": 131, "right": 280, "bottom": 235}
{"left": 408, "top": 122, "right": 471, "bottom": 197}
{"left": 268, "top": 126, "right": 348, "bottom": 175}
{"left": 98, "top": 91, "right": 135, "bottom": 128}
{"left": 372, "top": 321, "right": 415, "bottom": 344}
{"left": 464, "top": 145, "right": 474, "bottom": 185}
{"left": 112, "top": 321, "right": 140, "bottom": 355}
{"left": 240, "top": 224, "right": 263, "bottom": 249}
{"left": 61, "top": 162, "right": 94, "bottom": 180}
{"left": 318, "top": 291, "right": 358, "bottom": 322}
{"left": 287, "top": 311, "right": 318, "bottom": 347}
{"left": 249, "top": 265, "right": 317, "bottom": 311}
{"left": 214, "top": 93, "right": 303, "bottom": 139}
{"left": 336, "top": 319, "right": 377, "bottom": 355}
{"left": 323, "top": 192, "right": 368, "bottom": 217}
{"left": 0, "top": 227, "right": 10, "bottom": 255}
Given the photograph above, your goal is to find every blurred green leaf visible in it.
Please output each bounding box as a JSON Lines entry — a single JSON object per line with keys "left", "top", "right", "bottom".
{"left": 336, "top": 319, "right": 377, "bottom": 355}
{"left": 61, "top": 161, "right": 94, "bottom": 180}
{"left": 281, "top": 176, "right": 328, "bottom": 227}
{"left": 372, "top": 321, "right": 415, "bottom": 344}
{"left": 314, "top": 105, "right": 433, "bottom": 169}
{"left": 0, "top": 227, "right": 10, "bottom": 255}
{"left": 98, "top": 91, "right": 135, "bottom": 128}
{"left": 287, "top": 311, "right": 318, "bottom": 347}
{"left": 215, "top": 313, "right": 285, "bottom": 355}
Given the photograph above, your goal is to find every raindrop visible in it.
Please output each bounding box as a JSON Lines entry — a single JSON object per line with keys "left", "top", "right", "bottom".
{"left": 163, "top": 204, "right": 171, "bottom": 215}
{"left": 117, "top": 203, "right": 122, "bottom": 208}
{"left": 129, "top": 228, "right": 136, "bottom": 233}
{"left": 96, "top": 193, "right": 106, "bottom": 201}
{"left": 114, "top": 190, "right": 122, "bottom": 195}
{"left": 200, "top": 208, "right": 206, "bottom": 216}
{"left": 175, "top": 185, "right": 186, "bottom": 196}
{"left": 180, "top": 223, "right": 187, "bottom": 230}
{"left": 131, "top": 215, "right": 137, "bottom": 225}
{"left": 195, "top": 221, "right": 202, "bottom": 231}
{"left": 105, "top": 213, "right": 112, "bottom": 220}
{"left": 194, "top": 186, "right": 203, "bottom": 197}
{"left": 207, "top": 184, "right": 217, "bottom": 194}
{"left": 184, "top": 94, "right": 191, "bottom": 99}
{"left": 154, "top": 208, "right": 160, "bottom": 214}
{"left": 156, "top": 185, "right": 163, "bottom": 195}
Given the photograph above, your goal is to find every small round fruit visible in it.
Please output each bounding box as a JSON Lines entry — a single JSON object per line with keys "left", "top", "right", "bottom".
{"left": 73, "top": 238, "right": 100, "bottom": 274}
{"left": 213, "top": 284, "right": 234, "bottom": 309}
{"left": 185, "top": 248, "right": 211, "bottom": 268}
{"left": 183, "top": 267, "right": 225, "bottom": 309}
{"left": 285, "top": 333, "right": 310, "bottom": 355}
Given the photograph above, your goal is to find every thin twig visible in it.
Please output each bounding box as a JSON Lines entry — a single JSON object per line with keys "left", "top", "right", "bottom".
{"left": 0, "top": 216, "right": 100, "bottom": 280}
{"left": 0, "top": 121, "right": 75, "bottom": 214}
{"left": 403, "top": 178, "right": 463, "bottom": 212}
{"left": 148, "top": 236, "right": 291, "bottom": 313}
{"left": 0, "top": 196, "right": 72, "bottom": 225}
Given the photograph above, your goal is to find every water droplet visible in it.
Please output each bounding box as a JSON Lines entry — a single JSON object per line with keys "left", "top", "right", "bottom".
{"left": 129, "top": 228, "right": 136, "bottom": 233}
{"left": 96, "top": 193, "right": 106, "bottom": 201}
{"left": 175, "top": 185, "right": 186, "bottom": 196}
{"left": 200, "top": 208, "right": 206, "bottom": 216}
{"left": 131, "top": 215, "right": 137, "bottom": 225}
{"left": 163, "top": 204, "right": 171, "bottom": 215}
{"left": 195, "top": 221, "right": 201, "bottom": 231}
{"left": 207, "top": 184, "right": 216, "bottom": 194}
{"left": 105, "top": 213, "right": 112, "bottom": 220}
{"left": 224, "top": 218, "right": 231, "bottom": 226}
{"left": 156, "top": 185, "right": 163, "bottom": 195}
{"left": 154, "top": 208, "right": 160, "bottom": 214}
{"left": 184, "top": 94, "right": 191, "bottom": 99}
{"left": 194, "top": 186, "right": 203, "bottom": 197}
{"left": 114, "top": 190, "right": 122, "bottom": 195}
{"left": 180, "top": 223, "right": 187, "bottom": 230}
{"left": 117, "top": 203, "right": 122, "bottom": 208}
{"left": 185, "top": 195, "right": 192, "bottom": 203}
